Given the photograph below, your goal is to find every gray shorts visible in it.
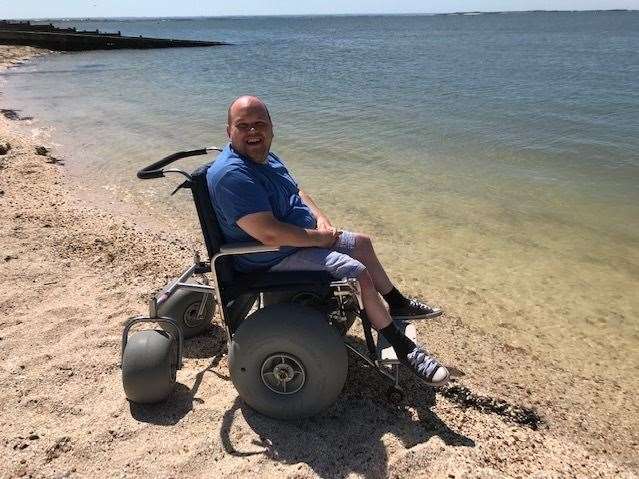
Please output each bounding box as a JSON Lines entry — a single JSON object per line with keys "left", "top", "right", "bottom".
{"left": 269, "top": 231, "right": 366, "bottom": 279}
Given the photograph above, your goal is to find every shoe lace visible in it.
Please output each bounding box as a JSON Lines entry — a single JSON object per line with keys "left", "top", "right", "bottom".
{"left": 406, "top": 298, "right": 433, "bottom": 313}
{"left": 406, "top": 347, "right": 440, "bottom": 377}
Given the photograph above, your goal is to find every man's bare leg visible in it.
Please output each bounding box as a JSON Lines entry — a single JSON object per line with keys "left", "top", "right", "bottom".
{"left": 350, "top": 233, "right": 394, "bottom": 294}
{"left": 357, "top": 269, "right": 392, "bottom": 329}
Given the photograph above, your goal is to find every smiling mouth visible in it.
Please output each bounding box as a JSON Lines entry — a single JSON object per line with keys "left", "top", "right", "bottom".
{"left": 246, "top": 138, "right": 262, "bottom": 145}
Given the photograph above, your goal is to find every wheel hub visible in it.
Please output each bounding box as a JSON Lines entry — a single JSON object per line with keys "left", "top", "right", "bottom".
{"left": 260, "top": 353, "right": 306, "bottom": 395}
{"left": 183, "top": 302, "right": 203, "bottom": 328}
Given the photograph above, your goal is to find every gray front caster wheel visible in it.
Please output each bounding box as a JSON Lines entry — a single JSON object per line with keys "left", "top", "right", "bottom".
{"left": 157, "top": 287, "right": 215, "bottom": 339}
{"left": 122, "top": 329, "right": 177, "bottom": 404}
{"left": 229, "top": 304, "right": 348, "bottom": 420}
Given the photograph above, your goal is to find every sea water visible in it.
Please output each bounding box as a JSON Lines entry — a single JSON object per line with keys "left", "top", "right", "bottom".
{"left": 3, "top": 11, "right": 638, "bottom": 386}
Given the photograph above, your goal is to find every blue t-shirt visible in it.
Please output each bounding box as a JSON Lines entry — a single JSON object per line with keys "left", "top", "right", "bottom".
{"left": 206, "top": 144, "right": 316, "bottom": 272}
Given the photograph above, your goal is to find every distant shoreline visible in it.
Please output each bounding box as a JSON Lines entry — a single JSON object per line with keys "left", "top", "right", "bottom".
{"left": 5, "top": 9, "right": 638, "bottom": 22}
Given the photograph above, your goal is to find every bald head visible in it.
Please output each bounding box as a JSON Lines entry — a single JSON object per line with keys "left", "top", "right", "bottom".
{"left": 227, "top": 96, "right": 271, "bottom": 126}
{"left": 226, "top": 95, "right": 274, "bottom": 163}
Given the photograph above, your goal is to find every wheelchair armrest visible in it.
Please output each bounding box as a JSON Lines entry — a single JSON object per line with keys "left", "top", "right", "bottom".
{"left": 217, "top": 242, "right": 282, "bottom": 256}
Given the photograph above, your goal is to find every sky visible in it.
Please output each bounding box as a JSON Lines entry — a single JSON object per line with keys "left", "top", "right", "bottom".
{"left": 0, "top": 0, "right": 636, "bottom": 19}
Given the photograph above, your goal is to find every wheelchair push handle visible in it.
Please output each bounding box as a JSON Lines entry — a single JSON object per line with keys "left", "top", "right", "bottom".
{"left": 137, "top": 147, "right": 222, "bottom": 180}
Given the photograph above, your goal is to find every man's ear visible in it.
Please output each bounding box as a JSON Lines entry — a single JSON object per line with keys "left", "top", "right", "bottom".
{"left": 226, "top": 124, "right": 231, "bottom": 138}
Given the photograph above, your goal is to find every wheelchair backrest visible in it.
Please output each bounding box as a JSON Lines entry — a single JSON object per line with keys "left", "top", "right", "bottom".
{"left": 189, "top": 162, "right": 235, "bottom": 282}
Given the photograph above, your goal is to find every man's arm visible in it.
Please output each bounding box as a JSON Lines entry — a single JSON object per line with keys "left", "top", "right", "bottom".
{"left": 299, "top": 189, "right": 333, "bottom": 231}
{"left": 237, "top": 211, "right": 339, "bottom": 248}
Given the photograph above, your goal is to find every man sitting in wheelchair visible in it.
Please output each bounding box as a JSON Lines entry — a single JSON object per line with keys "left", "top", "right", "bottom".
{"left": 206, "top": 96, "right": 449, "bottom": 387}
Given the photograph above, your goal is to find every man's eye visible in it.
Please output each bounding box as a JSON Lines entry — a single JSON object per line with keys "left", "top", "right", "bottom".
{"left": 236, "top": 124, "right": 248, "bottom": 130}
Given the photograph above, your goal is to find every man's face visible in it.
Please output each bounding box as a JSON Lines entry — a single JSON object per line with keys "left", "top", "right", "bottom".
{"left": 227, "top": 101, "right": 274, "bottom": 163}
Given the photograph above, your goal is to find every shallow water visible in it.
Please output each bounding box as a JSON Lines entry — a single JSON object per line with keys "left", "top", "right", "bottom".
{"left": 3, "top": 12, "right": 638, "bottom": 384}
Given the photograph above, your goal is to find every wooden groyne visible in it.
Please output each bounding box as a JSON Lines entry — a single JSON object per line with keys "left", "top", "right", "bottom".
{"left": 0, "top": 20, "right": 229, "bottom": 51}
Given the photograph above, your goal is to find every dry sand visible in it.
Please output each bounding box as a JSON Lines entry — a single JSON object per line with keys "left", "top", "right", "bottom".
{"left": 0, "top": 46, "right": 637, "bottom": 479}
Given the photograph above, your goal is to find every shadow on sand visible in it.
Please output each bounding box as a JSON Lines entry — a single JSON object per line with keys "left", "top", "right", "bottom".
{"left": 130, "top": 327, "right": 474, "bottom": 476}
{"left": 218, "top": 336, "right": 474, "bottom": 478}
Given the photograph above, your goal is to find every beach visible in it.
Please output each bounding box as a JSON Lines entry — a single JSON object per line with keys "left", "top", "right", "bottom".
{"left": 0, "top": 46, "right": 637, "bottom": 479}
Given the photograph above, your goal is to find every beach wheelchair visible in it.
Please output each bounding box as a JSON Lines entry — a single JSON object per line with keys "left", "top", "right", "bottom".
{"left": 121, "top": 147, "right": 417, "bottom": 418}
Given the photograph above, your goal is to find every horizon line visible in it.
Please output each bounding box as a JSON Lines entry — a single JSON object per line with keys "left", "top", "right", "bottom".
{"left": 4, "top": 9, "right": 637, "bottom": 22}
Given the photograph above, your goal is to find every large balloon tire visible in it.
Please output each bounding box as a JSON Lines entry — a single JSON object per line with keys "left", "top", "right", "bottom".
{"left": 262, "top": 290, "right": 356, "bottom": 336}
{"left": 157, "top": 287, "right": 215, "bottom": 339}
{"left": 229, "top": 304, "right": 347, "bottom": 419}
{"left": 122, "top": 329, "right": 177, "bottom": 404}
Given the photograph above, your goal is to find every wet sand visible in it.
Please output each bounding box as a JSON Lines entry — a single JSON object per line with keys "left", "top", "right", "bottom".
{"left": 0, "top": 46, "right": 637, "bottom": 478}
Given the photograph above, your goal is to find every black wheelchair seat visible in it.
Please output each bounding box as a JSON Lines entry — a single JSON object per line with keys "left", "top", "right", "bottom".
{"left": 188, "top": 161, "right": 333, "bottom": 300}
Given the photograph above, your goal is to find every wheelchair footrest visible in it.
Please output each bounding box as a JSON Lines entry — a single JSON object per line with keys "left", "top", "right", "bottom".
{"left": 376, "top": 320, "right": 416, "bottom": 365}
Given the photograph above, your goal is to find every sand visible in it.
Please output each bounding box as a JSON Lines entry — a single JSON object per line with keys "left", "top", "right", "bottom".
{"left": 0, "top": 46, "right": 637, "bottom": 479}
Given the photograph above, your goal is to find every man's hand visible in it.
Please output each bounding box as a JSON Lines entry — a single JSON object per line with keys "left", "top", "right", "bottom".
{"left": 315, "top": 215, "right": 343, "bottom": 249}
{"left": 300, "top": 189, "right": 336, "bottom": 234}
{"left": 316, "top": 214, "right": 333, "bottom": 232}
{"left": 315, "top": 227, "right": 342, "bottom": 248}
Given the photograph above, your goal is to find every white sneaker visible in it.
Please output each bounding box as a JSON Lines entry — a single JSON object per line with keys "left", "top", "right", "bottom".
{"left": 403, "top": 346, "right": 450, "bottom": 386}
